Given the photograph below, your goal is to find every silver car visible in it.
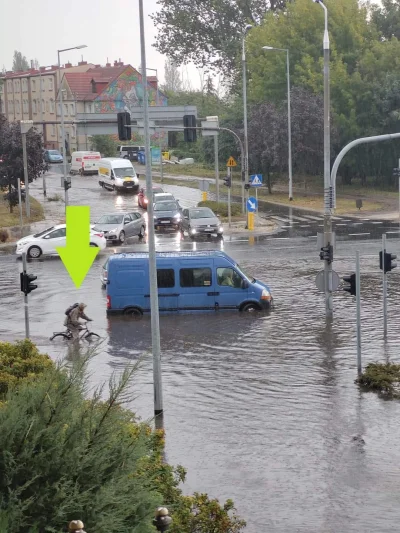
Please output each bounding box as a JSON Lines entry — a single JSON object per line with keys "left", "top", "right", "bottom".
{"left": 92, "top": 212, "right": 146, "bottom": 244}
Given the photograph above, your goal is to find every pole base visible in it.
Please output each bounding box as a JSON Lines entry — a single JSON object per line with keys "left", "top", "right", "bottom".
{"left": 289, "top": 197, "right": 293, "bottom": 201}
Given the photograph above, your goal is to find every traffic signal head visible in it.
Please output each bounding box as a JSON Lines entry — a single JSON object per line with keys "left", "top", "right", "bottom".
{"left": 223, "top": 176, "right": 232, "bottom": 187}
{"left": 20, "top": 272, "right": 38, "bottom": 295}
{"left": 379, "top": 250, "right": 397, "bottom": 273}
{"left": 343, "top": 273, "right": 356, "bottom": 296}
{"left": 117, "top": 112, "right": 131, "bottom": 141}
{"left": 319, "top": 244, "right": 333, "bottom": 264}
{"left": 183, "top": 115, "right": 197, "bottom": 142}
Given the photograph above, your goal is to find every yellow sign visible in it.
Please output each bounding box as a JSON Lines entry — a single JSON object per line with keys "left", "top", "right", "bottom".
{"left": 227, "top": 156, "right": 237, "bottom": 167}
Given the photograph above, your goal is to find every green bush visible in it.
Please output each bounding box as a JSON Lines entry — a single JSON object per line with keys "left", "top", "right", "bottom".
{"left": 357, "top": 362, "right": 400, "bottom": 397}
{"left": 0, "top": 340, "right": 53, "bottom": 396}
{"left": 0, "top": 343, "right": 246, "bottom": 533}
{"left": 0, "top": 229, "right": 9, "bottom": 243}
{"left": 198, "top": 201, "right": 242, "bottom": 218}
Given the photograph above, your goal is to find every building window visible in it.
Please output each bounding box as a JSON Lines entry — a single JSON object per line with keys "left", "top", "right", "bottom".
{"left": 71, "top": 125, "right": 76, "bottom": 138}
{"left": 69, "top": 103, "right": 75, "bottom": 115}
{"left": 50, "top": 99, "right": 55, "bottom": 113}
{"left": 16, "top": 101, "right": 20, "bottom": 113}
{"left": 45, "top": 100, "right": 49, "bottom": 112}
{"left": 157, "top": 269, "right": 175, "bottom": 288}
{"left": 7, "top": 81, "right": 12, "bottom": 91}
{"left": 32, "top": 100, "right": 37, "bottom": 113}
{"left": 51, "top": 124, "right": 56, "bottom": 136}
{"left": 64, "top": 103, "right": 68, "bottom": 115}
{"left": 57, "top": 103, "right": 61, "bottom": 116}
{"left": 23, "top": 100, "right": 28, "bottom": 113}
{"left": 48, "top": 78, "right": 53, "bottom": 91}
{"left": 180, "top": 268, "right": 212, "bottom": 288}
{"left": 23, "top": 80, "right": 27, "bottom": 92}
{"left": 32, "top": 80, "right": 36, "bottom": 91}
{"left": 9, "top": 100, "right": 13, "bottom": 112}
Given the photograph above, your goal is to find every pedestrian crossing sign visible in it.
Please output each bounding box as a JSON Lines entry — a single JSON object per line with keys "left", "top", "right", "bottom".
{"left": 250, "top": 174, "right": 263, "bottom": 187}
{"left": 227, "top": 156, "right": 237, "bottom": 167}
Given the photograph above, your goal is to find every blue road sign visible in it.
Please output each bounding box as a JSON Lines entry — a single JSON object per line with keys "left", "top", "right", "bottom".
{"left": 247, "top": 197, "right": 258, "bottom": 212}
{"left": 250, "top": 174, "right": 263, "bottom": 187}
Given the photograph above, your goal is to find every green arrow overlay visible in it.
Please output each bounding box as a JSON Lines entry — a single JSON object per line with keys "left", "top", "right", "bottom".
{"left": 57, "top": 206, "right": 99, "bottom": 288}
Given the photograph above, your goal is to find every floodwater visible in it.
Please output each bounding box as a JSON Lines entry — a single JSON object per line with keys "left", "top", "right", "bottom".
{"left": 2, "top": 172, "right": 400, "bottom": 532}
{"left": 2, "top": 234, "right": 400, "bottom": 533}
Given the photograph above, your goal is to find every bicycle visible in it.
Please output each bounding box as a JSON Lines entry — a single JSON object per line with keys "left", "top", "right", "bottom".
{"left": 50, "top": 322, "right": 100, "bottom": 342}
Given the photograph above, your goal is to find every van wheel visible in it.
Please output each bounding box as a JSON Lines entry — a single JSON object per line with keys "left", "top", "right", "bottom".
{"left": 79, "top": 168, "right": 84, "bottom": 176}
{"left": 240, "top": 302, "right": 261, "bottom": 313}
{"left": 123, "top": 307, "right": 143, "bottom": 317}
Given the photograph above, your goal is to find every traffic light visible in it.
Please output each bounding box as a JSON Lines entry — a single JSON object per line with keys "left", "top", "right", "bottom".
{"left": 343, "top": 273, "right": 356, "bottom": 296}
{"left": 117, "top": 112, "right": 131, "bottom": 141}
{"left": 244, "top": 183, "right": 251, "bottom": 190}
{"left": 20, "top": 272, "right": 38, "bottom": 296}
{"left": 379, "top": 251, "right": 397, "bottom": 273}
{"left": 183, "top": 115, "right": 197, "bottom": 142}
{"left": 223, "top": 175, "right": 232, "bottom": 187}
{"left": 319, "top": 244, "right": 333, "bottom": 264}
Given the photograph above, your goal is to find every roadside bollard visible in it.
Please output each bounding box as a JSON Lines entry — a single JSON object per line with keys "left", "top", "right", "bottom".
{"left": 68, "top": 520, "right": 86, "bottom": 533}
{"left": 153, "top": 507, "right": 172, "bottom": 532}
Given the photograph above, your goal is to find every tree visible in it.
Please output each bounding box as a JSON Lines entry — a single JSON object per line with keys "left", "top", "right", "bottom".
{"left": 90, "top": 135, "right": 117, "bottom": 157}
{"left": 151, "top": 0, "right": 286, "bottom": 77}
{"left": 370, "top": 0, "right": 400, "bottom": 41}
{"left": 0, "top": 116, "right": 45, "bottom": 212}
{"left": 162, "top": 58, "right": 182, "bottom": 92}
{"left": 12, "top": 51, "right": 29, "bottom": 72}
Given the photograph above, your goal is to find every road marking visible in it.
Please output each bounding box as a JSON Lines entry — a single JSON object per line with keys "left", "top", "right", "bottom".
{"left": 300, "top": 224, "right": 310, "bottom": 227}
{"left": 386, "top": 231, "right": 400, "bottom": 234}
{"left": 270, "top": 216, "right": 290, "bottom": 222}
{"left": 371, "top": 221, "right": 383, "bottom": 224}
{"left": 303, "top": 215, "right": 324, "bottom": 221}
{"left": 348, "top": 232, "right": 371, "bottom": 236}
{"left": 335, "top": 223, "right": 347, "bottom": 226}
{"left": 273, "top": 237, "right": 291, "bottom": 240}
{"left": 352, "top": 222, "right": 363, "bottom": 225}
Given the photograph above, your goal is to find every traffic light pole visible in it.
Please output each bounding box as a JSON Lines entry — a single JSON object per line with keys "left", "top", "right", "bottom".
{"left": 22, "top": 252, "right": 30, "bottom": 339}
{"left": 228, "top": 167, "right": 232, "bottom": 228}
{"left": 356, "top": 250, "right": 362, "bottom": 376}
{"left": 382, "top": 233, "right": 388, "bottom": 338}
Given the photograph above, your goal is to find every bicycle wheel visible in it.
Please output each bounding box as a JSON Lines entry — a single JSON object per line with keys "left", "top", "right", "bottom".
{"left": 84, "top": 332, "right": 100, "bottom": 340}
{"left": 50, "top": 332, "right": 71, "bottom": 341}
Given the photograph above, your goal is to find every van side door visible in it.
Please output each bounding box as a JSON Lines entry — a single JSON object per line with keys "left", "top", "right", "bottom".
{"left": 156, "top": 266, "right": 178, "bottom": 311}
{"left": 215, "top": 266, "right": 248, "bottom": 310}
{"left": 178, "top": 262, "right": 215, "bottom": 311}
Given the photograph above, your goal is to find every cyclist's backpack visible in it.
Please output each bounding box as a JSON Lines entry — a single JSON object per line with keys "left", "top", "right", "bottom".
{"left": 65, "top": 303, "right": 79, "bottom": 316}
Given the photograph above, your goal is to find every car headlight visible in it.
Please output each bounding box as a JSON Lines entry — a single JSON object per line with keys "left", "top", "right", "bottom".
{"left": 173, "top": 214, "right": 181, "bottom": 220}
{"left": 190, "top": 228, "right": 197, "bottom": 234}
{"left": 154, "top": 215, "right": 157, "bottom": 219}
{"left": 108, "top": 229, "right": 117, "bottom": 234}
{"left": 218, "top": 226, "right": 224, "bottom": 233}
{"left": 261, "top": 289, "right": 272, "bottom": 301}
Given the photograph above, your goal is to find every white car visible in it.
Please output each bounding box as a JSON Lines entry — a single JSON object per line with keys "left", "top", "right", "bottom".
{"left": 15, "top": 224, "right": 107, "bottom": 259}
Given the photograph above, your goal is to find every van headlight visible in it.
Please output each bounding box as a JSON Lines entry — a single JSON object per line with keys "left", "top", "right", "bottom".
{"left": 261, "top": 289, "right": 271, "bottom": 301}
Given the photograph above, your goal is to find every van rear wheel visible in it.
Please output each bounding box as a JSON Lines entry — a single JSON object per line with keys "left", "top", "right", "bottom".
{"left": 123, "top": 307, "right": 143, "bottom": 318}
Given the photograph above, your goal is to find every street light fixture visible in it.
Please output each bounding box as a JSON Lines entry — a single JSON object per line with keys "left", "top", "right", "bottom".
{"left": 242, "top": 24, "right": 252, "bottom": 215}
{"left": 57, "top": 45, "right": 87, "bottom": 212}
{"left": 262, "top": 46, "right": 293, "bottom": 201}
{"left": 312, "top": 0, "right": 332, "bottom": 317}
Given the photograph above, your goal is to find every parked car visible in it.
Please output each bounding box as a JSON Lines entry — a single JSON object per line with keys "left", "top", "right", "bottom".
{"left": 180, "top": 207, "right": 223, "bottom": 240}
{"left": 153, "top": 200, "right": 182, "bottom": 231}
{"left": 15, "top": 224, "right": 106, "bottom": 259}
{"left": 105, "top": 251, "right": 273, "bottom": 316}
{"left": 44, "top": 150, "right": 63, "bottom": 163}
{"left": 138, "top": 186, "right": 164, "bottom": 209}
{"left": 97, "top": 158, "right": 139, "bottom": 193}
{"left": 117, "top": 145, "right": 145, "bottom": 161}
{"left": 153, "top": 192, "right": 176, "bottom": 204}
{"left": 92, "top": 212, "right": 146, "bottom": 244}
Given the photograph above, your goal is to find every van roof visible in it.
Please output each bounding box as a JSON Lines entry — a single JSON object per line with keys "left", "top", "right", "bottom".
{"left": 109, "top": 251, "right": 233, "bottom": 261}
{"left": 99, "top": 158, "right": 134, "bottom": 167}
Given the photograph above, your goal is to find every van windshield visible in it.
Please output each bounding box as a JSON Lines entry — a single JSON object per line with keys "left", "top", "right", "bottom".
{"left": 236, "top": 263, "right": 255, "bottom": 283}
{"left": 114, "top": 167, "right": 135, "bottom": 178}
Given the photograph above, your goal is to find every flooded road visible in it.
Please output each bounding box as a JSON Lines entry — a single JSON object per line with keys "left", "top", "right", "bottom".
{"left": 2, "top": 232, "right": 400, "bottom": 533}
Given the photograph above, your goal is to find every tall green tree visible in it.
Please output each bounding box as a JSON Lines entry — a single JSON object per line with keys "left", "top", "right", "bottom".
{"left": 151, "top": 0, "right": 286, "bottom": 77}
{"left": 12, "top": 51, "right": 29, "bottom": 72}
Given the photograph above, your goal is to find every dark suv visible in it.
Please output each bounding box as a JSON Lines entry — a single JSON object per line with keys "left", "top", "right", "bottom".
{"left": 153, "top": 200, "right": 182, "bottom": 231}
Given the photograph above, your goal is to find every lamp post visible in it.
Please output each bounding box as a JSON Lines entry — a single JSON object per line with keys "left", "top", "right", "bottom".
{"left": 38, "top": 65, "right": 53, "bottom": 197}
{"left": 145, "top": 67, "right": 163, "bottom": 181}
{"left": 262, "top": 46, "right": 293, "bottom": 201}
{"left": 57, "top": 45, "right": 87, "bottom": 212}
{"left": 313, "top": 0, "right": 332, "bottom": 317}
{"left": 242, "top": 24, "right": 252, "bottom": 215}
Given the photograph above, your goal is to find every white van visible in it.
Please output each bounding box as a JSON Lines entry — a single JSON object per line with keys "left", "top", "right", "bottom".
{"left": 70, "top": 151, "right": 101, "bottom": 175}
{"left": 97, "top": 158, "right": 140, "bottom": 193}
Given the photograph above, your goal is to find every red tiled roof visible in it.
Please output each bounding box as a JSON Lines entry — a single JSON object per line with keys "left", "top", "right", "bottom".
{"left": 64, "top": 65, "right": 127, "bottom": 100}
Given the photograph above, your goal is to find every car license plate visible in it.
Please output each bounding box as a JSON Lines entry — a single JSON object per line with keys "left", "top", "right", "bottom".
{"left": 161, "top": 221, "right": 169, "bottom": 224}
{"left": 124, "top": 178, "right": 133, "bottom": 182}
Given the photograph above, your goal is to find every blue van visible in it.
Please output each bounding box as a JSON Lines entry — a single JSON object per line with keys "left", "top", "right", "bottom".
{"left": 106, "top": 251, "right": 273, "bottom": 316}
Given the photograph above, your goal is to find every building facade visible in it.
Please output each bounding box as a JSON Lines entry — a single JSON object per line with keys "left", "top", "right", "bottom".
{"left": 0, "top": 60, "right": 164, "bottom": 153}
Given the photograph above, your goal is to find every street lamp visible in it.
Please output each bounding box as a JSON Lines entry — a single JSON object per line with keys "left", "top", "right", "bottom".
{"left": 313, "top": 0, "right": 332, "bottom": 317}
{"left": 143, "top": 67, "right": 163, "bottom": 181}
{"left": 262, "top": 46, "right": 293, "bottom": 201}
{"left": 242, "top": 24, "right": 252, "bottom": 215}
{"left": 57, "top": 45, "right": 87, "bottom": 212}
{"left": 38, "top": 65, "right": 54, "bottom": 197}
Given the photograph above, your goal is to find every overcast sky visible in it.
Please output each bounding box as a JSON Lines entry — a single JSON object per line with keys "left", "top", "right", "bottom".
{"left": 0, "top": 0, "right": 200, "bottom": 87}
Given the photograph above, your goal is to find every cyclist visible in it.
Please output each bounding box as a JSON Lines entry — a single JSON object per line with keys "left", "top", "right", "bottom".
{"left": 64, "top": 303, "right": 92, "bottom": 340}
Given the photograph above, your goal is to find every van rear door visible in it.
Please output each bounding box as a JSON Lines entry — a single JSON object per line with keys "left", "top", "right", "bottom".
{"left": 177, "top": 260, "right": 216, "bottom": 311}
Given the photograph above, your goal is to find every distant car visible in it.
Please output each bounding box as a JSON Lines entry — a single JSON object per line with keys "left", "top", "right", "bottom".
{"left": 138, "top": 186, "right": 164, "bottom": 209}
{"left": 44, "top": 150, "right": 63, "bottom": 163}
{"left": 153, "top": 200, "right": 182, "bottom": 231}
{"left": 180, "top": 207, "right": 223, "bottom": 240}
{"left": 153, "top": 192, "right": 176, "bottom": 204}
{"left": 100, "top": 257, "right": 110, "bottom": 288}
{"left": 92, "top": 212, "right": 146, "bottom": 244}
{"left": 15, "top": 224, "right": 106, "bottom": 259}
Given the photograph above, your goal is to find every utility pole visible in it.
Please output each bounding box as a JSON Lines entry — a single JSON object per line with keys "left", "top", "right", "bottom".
{"left": 22, "top": 253, "right": 30, "bottom": 338}
{"left": 39, "top": 73, "right": 47, "bottom": 197}
{"left": 242, "top": 26, "right": 251, "bottom": 219}
{"left": 139, "top": 0, "right": 164, "bottom": 416}
{"left": 20, "top": 120, "right": 33, "bottom": 218}
{"left": 382, "top": 233, "right": 388, "bottom": 338}
{"left": 214, "top": 134, "right": 220, "bottom": 203}
{"left": 356, "top": 250, "right": 362, "bottom": 376}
